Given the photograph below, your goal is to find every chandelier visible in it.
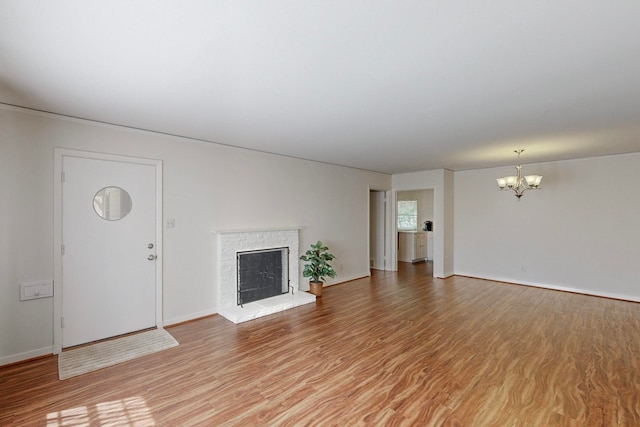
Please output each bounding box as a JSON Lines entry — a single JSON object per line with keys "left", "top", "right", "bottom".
{"left": 496, "top": 149, "right": 543, "bottom": 199}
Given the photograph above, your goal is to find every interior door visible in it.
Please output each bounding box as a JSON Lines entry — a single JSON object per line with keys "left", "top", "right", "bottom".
{"left": 369, "top": 190, "right": 386, "bottom": 270}
{"left": 62, "top": 156, "right": 157, "bottom": 348}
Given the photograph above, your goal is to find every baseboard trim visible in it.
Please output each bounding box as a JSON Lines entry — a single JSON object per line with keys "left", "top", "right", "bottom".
{"left": 321, "top": 273, "right": 371, "bottom": 288}
{"left": 454, "top": 273, "right": 640, "bottom": 304}
{"left": 163, "top": 309, "right": 218, "bottom": 328}
{"left": 0, "top": 346, "right": 53, "bottom": 367}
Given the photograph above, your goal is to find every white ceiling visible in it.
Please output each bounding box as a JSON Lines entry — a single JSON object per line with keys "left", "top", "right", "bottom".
{"left": 2, "top": 1, "right": 640, "bottom": 174}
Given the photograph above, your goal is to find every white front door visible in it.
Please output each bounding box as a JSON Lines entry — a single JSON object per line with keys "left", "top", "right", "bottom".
{"left": 61, "top": 155, "right": 157, "bottom": 348}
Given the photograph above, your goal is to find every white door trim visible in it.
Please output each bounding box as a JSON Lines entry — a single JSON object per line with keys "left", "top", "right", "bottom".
{"left": 53, "top": 148, "right": 163, "bottom": 354}
{"left": 386, "top": 189, "right": 397, "bottom": 271}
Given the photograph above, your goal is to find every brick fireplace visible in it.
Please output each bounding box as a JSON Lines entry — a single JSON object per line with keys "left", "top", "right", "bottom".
{"left": 215, "top": 228, "right": 315, "bottom": 323}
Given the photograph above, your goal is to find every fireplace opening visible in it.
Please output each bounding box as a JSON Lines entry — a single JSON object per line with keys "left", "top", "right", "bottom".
{"left": 237, "top": 247, "right": 289, "bottom": 306}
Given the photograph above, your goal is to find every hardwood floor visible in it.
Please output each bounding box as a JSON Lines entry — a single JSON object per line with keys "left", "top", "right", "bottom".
{"left": 2, "top": 262, "right": 640, "bottom": 426}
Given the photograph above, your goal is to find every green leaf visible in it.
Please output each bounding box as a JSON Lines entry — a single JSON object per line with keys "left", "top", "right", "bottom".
{"left": 299, "top": 240, "right": 337, "bottom": 283}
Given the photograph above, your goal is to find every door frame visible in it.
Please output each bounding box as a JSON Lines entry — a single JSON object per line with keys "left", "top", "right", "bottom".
{"left": 53, "top": 148, "right": 163, "bottom": 354}
{"left": 367, "top": 186, "right": 397, "bottom": 272}
{"left": 369, "top": 190, "right": 386, "bottom": 270}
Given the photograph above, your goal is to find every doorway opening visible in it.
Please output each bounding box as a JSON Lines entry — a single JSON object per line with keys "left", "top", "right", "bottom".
{"left": 396, "top": 189, "right": 434, "bottom": 277}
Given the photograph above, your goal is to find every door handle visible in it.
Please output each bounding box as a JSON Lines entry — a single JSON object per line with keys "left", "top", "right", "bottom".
{"left": 147, "top": 254, "right": 157, "bottom": 261}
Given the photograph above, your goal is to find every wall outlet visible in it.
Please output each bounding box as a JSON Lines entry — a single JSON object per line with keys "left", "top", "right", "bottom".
{"left": 166, "top": 218, "right": 176, "bottom": 229}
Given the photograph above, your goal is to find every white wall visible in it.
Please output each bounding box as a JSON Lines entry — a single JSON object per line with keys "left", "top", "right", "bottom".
{"left": 0, "top": 110, "right": 54, "bottom": 364}
{"left": 0, "top": 106, "right": 390, "bottom": 364}
{"left": 454, "top": 153, "right": 640, "bottom": 301}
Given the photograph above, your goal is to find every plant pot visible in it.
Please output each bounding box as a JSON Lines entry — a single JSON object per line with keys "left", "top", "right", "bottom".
{"left": 309, "top": 281, "right": 323, "bottom": 297}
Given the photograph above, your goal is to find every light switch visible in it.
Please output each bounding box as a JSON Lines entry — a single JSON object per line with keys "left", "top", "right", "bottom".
{"left": 20, "top": 281, "right": 53, "bottom": 301}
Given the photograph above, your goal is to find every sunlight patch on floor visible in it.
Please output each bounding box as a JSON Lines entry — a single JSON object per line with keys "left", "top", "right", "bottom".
{"left": 46, "top": 396, "right": 155, "bottom": 426}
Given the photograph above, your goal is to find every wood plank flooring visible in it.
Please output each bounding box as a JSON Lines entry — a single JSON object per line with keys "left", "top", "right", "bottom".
{"left": 2, "top": 262, "right": 640, "bottom": 426}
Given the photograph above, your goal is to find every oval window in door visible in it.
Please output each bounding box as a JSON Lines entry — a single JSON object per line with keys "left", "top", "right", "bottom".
{"left": 93, "top": 186, "right": 133, "bottom": 221}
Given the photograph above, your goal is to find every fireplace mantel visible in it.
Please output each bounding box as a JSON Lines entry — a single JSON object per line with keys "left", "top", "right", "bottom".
{"left": 215, "top": 227, "right": 314, "bottom": 323}
{"left": 214, "top": 226, "right": 303, "bottom": 235}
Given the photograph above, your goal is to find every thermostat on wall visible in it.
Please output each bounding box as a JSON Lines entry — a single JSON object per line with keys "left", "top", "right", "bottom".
{"left": 20, "top": 280, "right": 53, "bottom": 301}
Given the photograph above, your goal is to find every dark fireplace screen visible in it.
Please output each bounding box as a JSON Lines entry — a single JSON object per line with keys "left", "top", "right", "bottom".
{"left": 237, "top": 247, "right": 289, "bottom": 306}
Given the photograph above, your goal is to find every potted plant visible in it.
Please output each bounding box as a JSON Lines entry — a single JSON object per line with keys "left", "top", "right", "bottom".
{"left": 300, "top": 240, "right": 337, "bottom": 297}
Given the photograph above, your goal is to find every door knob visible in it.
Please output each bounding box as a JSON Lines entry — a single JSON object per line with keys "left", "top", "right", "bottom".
{"left": 148, "top": 243, "right": 154, "bottom": 249}
{"left": 147, "top": 254, "right": 157, "bottom": 261}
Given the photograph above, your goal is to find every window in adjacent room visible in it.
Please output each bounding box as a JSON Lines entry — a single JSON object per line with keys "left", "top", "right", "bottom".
{"left": 397, "top": 200, "right": 418, "bottom": 231}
